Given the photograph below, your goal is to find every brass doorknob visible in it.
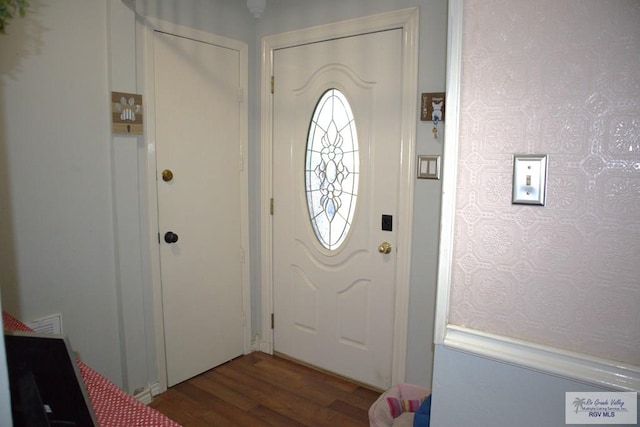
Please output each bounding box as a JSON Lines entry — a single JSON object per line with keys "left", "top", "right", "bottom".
{"left": 162, "top": 169, "right": 174, "bottom": 182}
{"left": 378, "top": 242, "right": 392, "bottom": 254}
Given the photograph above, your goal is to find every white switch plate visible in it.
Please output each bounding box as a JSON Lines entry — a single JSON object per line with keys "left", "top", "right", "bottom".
{"left": 512, "top": 154, "right": 547, "bottom": 205}
{"left": 417, "top": 155, "right": 441, "bottom": 179}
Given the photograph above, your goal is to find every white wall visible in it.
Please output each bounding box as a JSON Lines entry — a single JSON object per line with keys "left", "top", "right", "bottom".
{"left": 0, "top": 0, "right": 124, "bottom": 385}
{"left": 0, "top": 0, "right": 256, "bottom": 394}
{"left": 110, "top": 0, "right": 155, "bottom": 394}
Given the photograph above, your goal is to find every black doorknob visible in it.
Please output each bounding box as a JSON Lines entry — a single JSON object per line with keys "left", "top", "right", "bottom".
{"left": 164, "top": 231, "right": 179, "bottom": 244}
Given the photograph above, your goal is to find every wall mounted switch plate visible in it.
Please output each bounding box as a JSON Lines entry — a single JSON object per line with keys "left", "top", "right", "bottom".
{"left": 417, "top": 155, "right": 441, "bottom": 179}
{"left": 512, "top": 154, "right": 548, "bottom": 206}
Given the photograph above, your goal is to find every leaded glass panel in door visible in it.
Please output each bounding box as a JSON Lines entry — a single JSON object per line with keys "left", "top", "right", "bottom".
{"left": 305, "top": 89, "right": 359, "bottom": 251}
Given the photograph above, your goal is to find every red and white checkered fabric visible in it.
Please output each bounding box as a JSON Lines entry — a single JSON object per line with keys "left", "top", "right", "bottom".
{"left": 3, "top": 311, "right": 181, "bottom": 427}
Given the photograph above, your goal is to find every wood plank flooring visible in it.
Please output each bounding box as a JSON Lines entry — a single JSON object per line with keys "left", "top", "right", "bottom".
{"left": 148, "top": 351, "right": 381, "bottom": 427}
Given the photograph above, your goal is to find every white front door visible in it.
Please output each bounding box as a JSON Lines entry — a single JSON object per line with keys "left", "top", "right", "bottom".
{"left": 153, "top": 31, "right": 245, "bottom": 387}
{"left": 272, "top": 29, "right": 403, "bottom": 389}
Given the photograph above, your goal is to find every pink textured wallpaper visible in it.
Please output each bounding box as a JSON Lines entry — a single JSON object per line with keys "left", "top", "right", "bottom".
{"left": 449, "top": 0, "right": 640, "bottom": 365}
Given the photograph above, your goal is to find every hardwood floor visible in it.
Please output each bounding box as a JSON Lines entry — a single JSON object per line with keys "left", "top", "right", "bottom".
{"left": 149, "top": 351, "right": 381, "bottom": 427}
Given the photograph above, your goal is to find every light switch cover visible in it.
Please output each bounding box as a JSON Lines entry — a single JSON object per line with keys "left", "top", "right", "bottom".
{"left": 512, "top": 154, "right": 547, "bottom": 205}
{"left": 417, "top": 155, "right": 441, "bottom": 179}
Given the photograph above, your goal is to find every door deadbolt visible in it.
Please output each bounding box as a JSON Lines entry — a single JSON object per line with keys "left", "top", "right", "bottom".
{"left": 164, "top": 231, "right": 179, "bottom": 244}
{"left": 162, "top": 169, "right": 174, "bottom": 182}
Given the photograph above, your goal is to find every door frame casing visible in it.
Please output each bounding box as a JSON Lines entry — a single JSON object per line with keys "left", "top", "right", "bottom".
{"left": 260, "top": 7, "right": 419, "bottom": 385}
{"left": 140, "top": 17, "right": 251, "bottom": 393}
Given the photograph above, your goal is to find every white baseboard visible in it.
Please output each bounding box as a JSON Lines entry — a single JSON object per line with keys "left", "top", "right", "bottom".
{"left": 250, "top": 337, "right": 260, "bottom": 352}
{"left": 258, "top": 341, "right": 272, "bottom": 353}
{"left": 150, "top": 382, "right": 162, "bottom": 397}
{"left": 133, "top": 382, "right": 161, "bottom": 404}
{"left": 250, "top": 336, "right": 272, "bottom": 354}
{"left": 444, "top": 325, "right": 640, "bottom": 393}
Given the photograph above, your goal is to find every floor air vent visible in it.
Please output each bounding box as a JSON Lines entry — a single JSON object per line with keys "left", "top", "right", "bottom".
{"left": 25, "top": 313, "right": 63, "bottom": 334}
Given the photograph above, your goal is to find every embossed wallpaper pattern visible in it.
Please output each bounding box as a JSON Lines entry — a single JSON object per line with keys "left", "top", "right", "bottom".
{"left": 449, "top": 0, "right": 640, "bottom": 365}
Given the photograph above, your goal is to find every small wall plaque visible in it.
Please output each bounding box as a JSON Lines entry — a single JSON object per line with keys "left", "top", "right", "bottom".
{"left": 421, "top": 92, "right": 445, "bottom": 122}
{"left": 112, "top": 92, "right": 143, "bottom": 135}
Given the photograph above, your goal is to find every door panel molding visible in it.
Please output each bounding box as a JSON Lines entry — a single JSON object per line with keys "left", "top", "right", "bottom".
{"left": 140, "top": 17, "right": 250, "bottom": 392}
{"left": 260, "top": 7, "right": 419, "bottom": 385}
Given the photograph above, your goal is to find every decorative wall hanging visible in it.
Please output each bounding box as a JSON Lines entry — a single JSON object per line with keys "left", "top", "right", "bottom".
{"left": 111, "top": 92, "right": 143, "bottom": 135}
{"left": 420, "top": 92, "right": 445, "bottom": 122}
{"left": 421, "top": 92, "right": 445, "bottom": 140}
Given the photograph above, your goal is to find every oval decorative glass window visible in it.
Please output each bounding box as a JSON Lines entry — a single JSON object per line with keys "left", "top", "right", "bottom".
{"left": 305, "top": 89, "right": 359, "bottom": 251}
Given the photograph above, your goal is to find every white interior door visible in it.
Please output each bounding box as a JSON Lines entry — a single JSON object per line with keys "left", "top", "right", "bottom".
{"left": 272, "top": 29, "right": 403, "bottom": 389}
{"left": 154, "top": 31, "right": 245, "bottom": 387}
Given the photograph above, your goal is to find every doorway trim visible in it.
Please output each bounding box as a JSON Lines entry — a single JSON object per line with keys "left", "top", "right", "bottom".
{"left": 140, "top": 17, "right": 251, "bottom": 393}
{"left": 260, "top": 7, "right": 419, "bottom": 385}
